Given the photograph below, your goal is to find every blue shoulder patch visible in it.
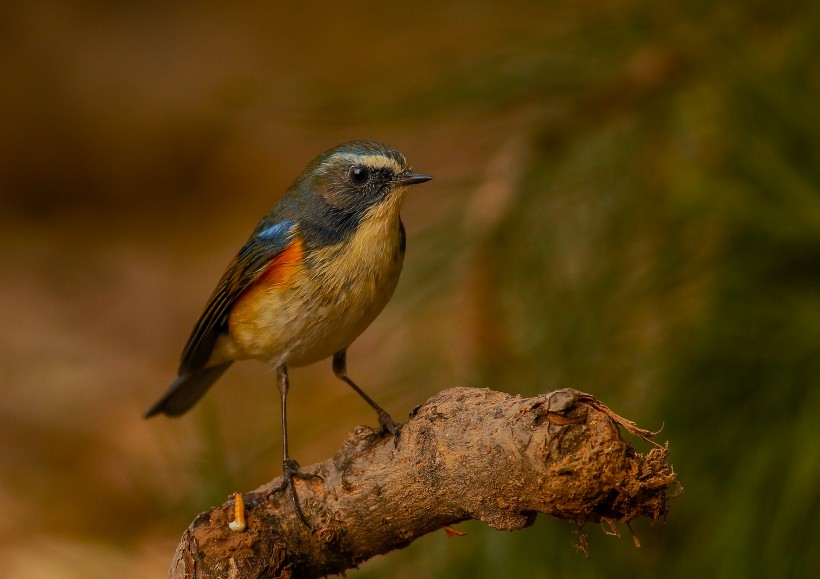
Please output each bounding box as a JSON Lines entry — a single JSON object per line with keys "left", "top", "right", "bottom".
{"left": 257, "top": 220, "right": 294, "bottom": 241}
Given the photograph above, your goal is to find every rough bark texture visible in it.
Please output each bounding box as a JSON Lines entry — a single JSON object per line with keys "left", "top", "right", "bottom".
{"left": 168, "top": 387, "right": 677, "bottom": 578}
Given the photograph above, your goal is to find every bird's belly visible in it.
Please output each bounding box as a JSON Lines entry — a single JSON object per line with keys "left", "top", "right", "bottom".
{"left": 223, "top": 240, "right": 403, "bottom": 367}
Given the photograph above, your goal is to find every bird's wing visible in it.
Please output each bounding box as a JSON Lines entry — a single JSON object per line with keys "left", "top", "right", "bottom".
{"left": 179, "top": 219, "right": 297, "bottom": 373}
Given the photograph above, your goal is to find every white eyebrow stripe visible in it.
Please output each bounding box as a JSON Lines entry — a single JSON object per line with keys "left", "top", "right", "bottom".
{"left": 338, "top": 154, "right": 404, "bottom": 173}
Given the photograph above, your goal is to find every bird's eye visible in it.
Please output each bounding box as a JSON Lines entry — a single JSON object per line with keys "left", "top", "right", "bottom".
{"left": 348, "top": 166, "right": 370, "bottom": 184}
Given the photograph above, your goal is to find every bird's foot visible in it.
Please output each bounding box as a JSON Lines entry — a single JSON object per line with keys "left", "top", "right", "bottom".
{"left": 377, "top": 410, "right": 401, "bottom": 447}
{"left": 278, "top": 459, "right": 323, "bottom": 527}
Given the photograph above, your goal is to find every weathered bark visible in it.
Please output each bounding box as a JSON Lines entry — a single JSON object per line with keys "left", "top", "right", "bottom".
{"left": 169, "top": 387, "right": 677, "bottom": 578}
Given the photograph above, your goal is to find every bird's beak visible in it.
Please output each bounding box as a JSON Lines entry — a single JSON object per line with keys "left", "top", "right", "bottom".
{"left": 396, "top": 170, "right": 433, "bottom": 186}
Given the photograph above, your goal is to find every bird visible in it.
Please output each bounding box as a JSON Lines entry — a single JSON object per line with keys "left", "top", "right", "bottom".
{"left": 144, "top": 141, "right": 432, "bottom": 525}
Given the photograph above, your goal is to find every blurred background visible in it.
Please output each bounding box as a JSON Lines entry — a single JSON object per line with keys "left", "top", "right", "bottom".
{"left": 1, "top": 1, "right": 818, "bottom": 577}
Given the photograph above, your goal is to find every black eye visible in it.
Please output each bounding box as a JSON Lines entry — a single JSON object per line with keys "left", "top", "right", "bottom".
{"left": 348, "top": 166, "right": 370, "bottom": 184}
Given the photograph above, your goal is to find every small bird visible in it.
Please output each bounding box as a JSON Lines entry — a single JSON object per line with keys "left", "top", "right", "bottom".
{"left": 145, "top": 141, "right": 432, "bottom": 524}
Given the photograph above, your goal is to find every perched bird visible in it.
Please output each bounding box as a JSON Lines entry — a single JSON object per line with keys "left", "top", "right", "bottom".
{"left": 145, "top": 141, "right": 432, "bottom": 524}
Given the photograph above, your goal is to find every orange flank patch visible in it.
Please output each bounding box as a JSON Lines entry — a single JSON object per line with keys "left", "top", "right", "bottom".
{"left": 255, "top": 237, "right": 304, "bottom": 287}
{"left": 229, "top": 238, "right": 304, "bottom": 330}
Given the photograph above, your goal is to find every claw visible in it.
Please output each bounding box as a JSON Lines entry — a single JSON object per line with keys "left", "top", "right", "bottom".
{"left": 378, "top": 410, "right": 401, "bottom": 447}
{"left": 279, "top": 459, "right": 322, "bottom": 527}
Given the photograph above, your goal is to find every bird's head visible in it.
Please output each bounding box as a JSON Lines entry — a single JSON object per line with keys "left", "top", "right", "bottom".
{"left": 294, "top": 141, "right": 431, "bottom": 223}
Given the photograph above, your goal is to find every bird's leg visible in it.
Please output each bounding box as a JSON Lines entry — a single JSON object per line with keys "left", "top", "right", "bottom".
{"left": 276, "top": 364, "right": 321, "bottom": 527}
{"left": 332, "top": 350, "right": 400, "bottom": 444}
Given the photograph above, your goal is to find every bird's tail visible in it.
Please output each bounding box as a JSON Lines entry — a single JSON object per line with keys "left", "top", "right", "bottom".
{"left": 144, "top": 363, "right": 232, "bottom": 418}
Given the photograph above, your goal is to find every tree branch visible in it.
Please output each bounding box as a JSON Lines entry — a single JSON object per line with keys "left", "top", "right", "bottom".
{"left": 168, "top": 387, "right": 677, "bottom": 578}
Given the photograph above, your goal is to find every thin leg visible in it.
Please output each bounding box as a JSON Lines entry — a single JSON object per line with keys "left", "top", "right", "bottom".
{"left": 276, "top": 364, "right": 321, "bottom": 527}
{"left": 332, "top": 350, "right": 400, "bottom": 444}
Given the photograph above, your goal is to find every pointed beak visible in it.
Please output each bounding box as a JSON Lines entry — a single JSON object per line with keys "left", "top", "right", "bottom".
{"left": 396, "top": 170, "right": 433, "bottom": 186}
